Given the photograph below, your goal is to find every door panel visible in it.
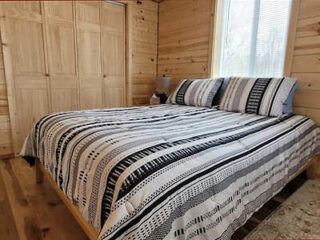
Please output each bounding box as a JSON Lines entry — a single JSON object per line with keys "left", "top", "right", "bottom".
{"left": 2, "top": 3, "right": 49, "bottom": 152}
{"left": 103, "top": 33, "right": 125, "bottom": 76}
{"left": 77, "top": 2, "right": 100, "bottom": 25}
{"left": 78, "top": 30, "right": 101, "bottom": 77}
{"left": 104, "top": 76, "right": 124, "bottom": 108}
{"left": 105, "top": 88, "right": 124, "bottom": 108}
{"left": 76, "top": 2, "right": 103, "bottom": 110}
{"left": 80, "top": 88, "right": 103, "bottom": 109}
{"left": 47, "top": 23, "right": 76, "bottom": 75}
{"left": 101, "top": 3, "right": 125, "bottom": 32}
{"left": 101, "top": 3, "right": 126, "bottom": 108}
{"left": 15, "top": 88, "right": 49, "bottom": 149}
{"left": 45, "top": 1, "right": 73, "bottom": 21}
{"left": 9, "top": 1, "right": 41, "bottom": 14}
{"left": 44, "top": 2, "right": 79, "bottom": 113}
{"left": 11, "top": 19, "right": 45, "bottom": 75}
{"left": 51, "top": 88, "right": 78, "bottom": 112}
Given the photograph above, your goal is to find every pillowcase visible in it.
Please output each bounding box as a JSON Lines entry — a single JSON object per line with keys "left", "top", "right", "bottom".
{"left": 283, "top": 82, "right": 298, "bottom": 114}
{"left": 212, "top": 77, "right": 230, "bottom": 106}
{"left": 219, "top": 77, "right": 297, "bottom": 117}
{"left": 168, "top": 78, "right": 223, "bottom": 107}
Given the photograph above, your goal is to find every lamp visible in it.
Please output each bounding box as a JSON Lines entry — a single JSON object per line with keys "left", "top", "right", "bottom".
{"left": 155, "top": 75, "right": 171, "bottom": 104}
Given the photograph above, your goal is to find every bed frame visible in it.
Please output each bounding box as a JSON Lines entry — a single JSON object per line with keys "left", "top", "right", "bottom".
{"left": 35, "top": 160, "right": 99, "bottom": 240}
{"left": 35, "top": 155, "right": 320, "bottom": 240}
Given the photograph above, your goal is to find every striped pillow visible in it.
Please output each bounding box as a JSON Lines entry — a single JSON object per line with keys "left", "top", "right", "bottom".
{"left": 168, "top": 78, "right": 223, "bottom": 107}
{"left": 220, "top": 77, "right": 297, "bottom": 117}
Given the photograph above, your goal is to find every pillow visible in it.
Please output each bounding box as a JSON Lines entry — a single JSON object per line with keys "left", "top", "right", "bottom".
{"left": 219, "top": 77, "right": 297, "bottom": 117}
{"left": 215, "top": 77, "right": 298, "bottom": 113}
{"left": 212, "top": 77, "right": 230, "bottom": 106}
{"left": 283, "top": 82, "right": 298, "bottom": 114}
{"left": 168, "top": 78, "right": 223, "bottom": 107}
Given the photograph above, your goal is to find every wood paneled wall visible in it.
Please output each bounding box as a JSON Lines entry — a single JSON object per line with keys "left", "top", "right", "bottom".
{"left": 288, "top": 0, "right": 320, "bottom": 125}
{"left": 158, "top": 0, "right": 214, "bottom": 91}
{"left": 128, "top": 1, "right": 158, "bottom": 106}
{"left": 158, "top": 0, "right": 320, "bottom": 126}
{"left": 0, "top": 32, "right": 13, "bottom": 158}
{"left": 1, "top": 0, "right": 320, "bottom": 156}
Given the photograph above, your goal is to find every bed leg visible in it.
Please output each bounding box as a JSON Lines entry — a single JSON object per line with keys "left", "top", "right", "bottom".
{"left": 307, "top": 155, "right": 320, "bottom": 179}
{"left": 35, "top": 159, "right": 44, "bottom": 184}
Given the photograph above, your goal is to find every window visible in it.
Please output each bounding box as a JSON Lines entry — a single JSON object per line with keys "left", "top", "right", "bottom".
{"left": 216, "top": 0, "right": 292, "bottom": 77}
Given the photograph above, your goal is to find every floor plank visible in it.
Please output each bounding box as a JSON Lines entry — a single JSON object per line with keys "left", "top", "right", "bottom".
{"left": 0, "top": 160, "right": 41, "bottom": 240}
{"left": 0, "top": 164, "right": 19, "bottom": 240}
{"left": 0, "top": 158, "right": 89, "bottom": 240}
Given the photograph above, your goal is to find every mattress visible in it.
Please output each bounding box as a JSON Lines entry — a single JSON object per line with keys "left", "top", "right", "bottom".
{"left": 21, "top": 104, "right": 320, "bottom": 240}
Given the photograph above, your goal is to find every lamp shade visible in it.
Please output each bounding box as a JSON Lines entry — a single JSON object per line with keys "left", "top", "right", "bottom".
{"left": 156, "top": 75, "right": 172, "bottom": 94}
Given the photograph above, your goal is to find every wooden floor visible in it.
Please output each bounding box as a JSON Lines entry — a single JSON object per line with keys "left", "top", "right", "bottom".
{"left": 0, "top": 158, "right": 88, "bottom": 240}
{"left": 0, "top": 158, "right": 307, "bottom": 240}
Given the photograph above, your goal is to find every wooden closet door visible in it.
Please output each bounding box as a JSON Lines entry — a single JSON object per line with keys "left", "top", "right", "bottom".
{"left": 1, "top": 2, "right": 49, "bottom": 151}
{"left": 76, "top": 2, "right": 103, "bottom": 110}
{"left": 101, "top": 3, "right": 126, "bottom": 108}
{"left": 44, "top": 2, "right": 79, "bottom": 113}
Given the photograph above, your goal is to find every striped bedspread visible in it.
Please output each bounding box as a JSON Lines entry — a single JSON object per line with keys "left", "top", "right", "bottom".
{"left": 21, "top": 104, "right": 320, "bottom": 240}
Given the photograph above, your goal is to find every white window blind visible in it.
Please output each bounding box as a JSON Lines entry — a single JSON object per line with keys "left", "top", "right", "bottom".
{"left": 219, "top": 0, "right": 292, "bottom": 77}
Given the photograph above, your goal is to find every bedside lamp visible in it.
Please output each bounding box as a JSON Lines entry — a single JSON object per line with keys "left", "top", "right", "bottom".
{"left": 156, "top": 75, "right": 171, "bottom": 104}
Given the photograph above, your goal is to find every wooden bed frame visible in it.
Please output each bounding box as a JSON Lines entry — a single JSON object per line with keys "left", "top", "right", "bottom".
{"left": 35, "top": 155, "right": 320, "bottom": 240}
{"left": 35, "top": 160, "right": 99, "bottom": 240}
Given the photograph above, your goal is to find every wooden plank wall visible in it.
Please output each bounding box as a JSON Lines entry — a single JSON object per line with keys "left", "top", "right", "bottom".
{"left": 290, "top": 0, "right": 320, "bottom": 125}
{"left": 0, "top": 31, "right": 13, "bottom": 159}
{"left": 158, "top": 0, "right": 214, "bottom": 91}
{"left": 1, "top": 0, "right": 319, "bottom": 154}
{"left": 158, "top": 0, "right": 320, "bottom": 126}
{"left": 130, "top": 1, "right": 158, "bottom": 106}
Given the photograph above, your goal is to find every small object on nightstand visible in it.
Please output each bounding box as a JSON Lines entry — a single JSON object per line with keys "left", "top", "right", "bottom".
{"left": 155, "top": 74, "right": 172, "bottom": 104}
{"left": 150, "top": 94, "right": 160, "bottom": 105}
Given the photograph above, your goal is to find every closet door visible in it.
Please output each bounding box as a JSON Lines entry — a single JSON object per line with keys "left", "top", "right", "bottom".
{"left": 2, "top": 2, "right": 49, "bottom": 151}
{"left": 101, "top": 3, "right": 126, "bottom": 108}
{"left": 76, "top": 2, "right": 103, "bottom": 110}
{"left": 44, "top": 2, "right": 79, "bottom": 112}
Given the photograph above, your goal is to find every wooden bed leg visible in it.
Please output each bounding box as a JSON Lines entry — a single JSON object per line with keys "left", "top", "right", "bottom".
{"left": 35, "top": 159, "right": 44, "bottom": 184}
{"left": 307, "top": 155, "right": 320, "bottom": 179}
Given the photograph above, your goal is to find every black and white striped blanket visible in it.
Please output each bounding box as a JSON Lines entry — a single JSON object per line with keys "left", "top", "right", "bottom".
{"left": 21, "top": 104, "right": 320, "bottom": 240}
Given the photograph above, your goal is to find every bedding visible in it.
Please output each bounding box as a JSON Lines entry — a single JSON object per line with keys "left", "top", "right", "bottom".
{"left": 168, "top": 78, "right": 223, "bottom": 107}
{"left": 212, "top": 77, "right": 230, "bottom": 106}
{"left": 212, "top": 77, "right": 298, "bottom": 114}
{"left": 220, "top": 77, "right": 297, "bottom": 116}
{"left": 21, "top": 104, "right": 320, "bottom": 240}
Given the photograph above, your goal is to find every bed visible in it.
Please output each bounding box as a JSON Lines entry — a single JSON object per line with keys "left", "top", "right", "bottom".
{"left": 21, "top": 104, "right": 320, "bottom": 240}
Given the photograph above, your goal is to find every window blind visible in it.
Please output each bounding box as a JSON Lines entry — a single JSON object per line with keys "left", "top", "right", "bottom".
{"left": 219, "top": 0, "right": 292, "bottom": 78}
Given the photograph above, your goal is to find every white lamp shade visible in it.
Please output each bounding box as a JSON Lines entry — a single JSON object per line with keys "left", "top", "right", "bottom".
{"left": 156, "top": 76, "right": 172, "bottom": 94}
